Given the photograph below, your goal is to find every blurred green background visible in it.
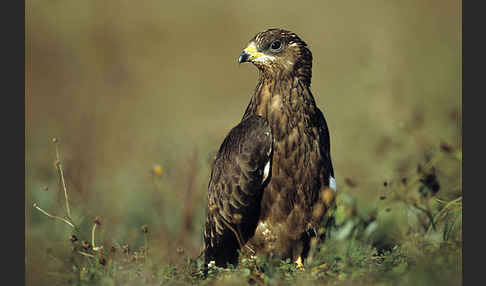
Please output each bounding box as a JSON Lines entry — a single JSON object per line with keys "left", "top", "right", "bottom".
{"left": 26, "top": 0, "right": 461, "bottom": 284}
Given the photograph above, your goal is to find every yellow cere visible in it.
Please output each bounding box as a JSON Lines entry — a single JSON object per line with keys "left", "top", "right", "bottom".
{"left": 243, "top": 43, "right": 266, "bottom": 60}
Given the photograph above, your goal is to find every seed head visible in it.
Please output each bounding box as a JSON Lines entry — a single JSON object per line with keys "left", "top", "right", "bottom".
{"left": 93, "top": 216, "right": 102, "bottom": 226}
{"left": 141, "top": 224, "right": 149, "bottom": 233}
{"left": 69, "top": 235, "right": 78, "bottom": 243}
{"left": 52, "top": 137, "right": 58, "bottom": 144}
{"left": 81, "top": 241, "right": 91, "bottom": 250}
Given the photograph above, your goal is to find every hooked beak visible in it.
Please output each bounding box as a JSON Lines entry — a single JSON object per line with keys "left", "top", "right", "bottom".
{"left": 238, "top": 51, "right": 250, "bottom": 64}
{"left": 238, "top": 50, "right": 250, "bottom": 64}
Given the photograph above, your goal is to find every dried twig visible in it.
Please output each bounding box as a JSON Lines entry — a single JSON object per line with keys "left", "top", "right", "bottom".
{"left": 91, "top": 219, "right": 103, "bottom": 252}
{"left": 33, "top": 202, "right": 76, "bottom": 229}
{"left": 53, "top": 138, "right": 72, "bottom": 220}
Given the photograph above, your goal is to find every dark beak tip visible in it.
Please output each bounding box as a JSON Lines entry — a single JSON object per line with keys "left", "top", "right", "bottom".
{"left": 238, "top": 51, "right": 250, "bottom": 64}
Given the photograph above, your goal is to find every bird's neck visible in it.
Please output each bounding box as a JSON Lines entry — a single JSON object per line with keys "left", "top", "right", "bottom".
{"left": 258, "top": 64, "right": 312, "bottom": 88}
{"left": 242, "top": 75, "right": 317, "bottom": 125}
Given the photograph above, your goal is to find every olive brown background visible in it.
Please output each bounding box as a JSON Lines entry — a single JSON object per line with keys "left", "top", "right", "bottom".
{"left": 26, "top": 0, "right": 461, "bottom": 284}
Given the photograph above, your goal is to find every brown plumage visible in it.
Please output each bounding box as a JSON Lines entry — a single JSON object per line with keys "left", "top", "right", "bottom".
{"left": 203, "top": 28, "right": 336, "bottom": 268}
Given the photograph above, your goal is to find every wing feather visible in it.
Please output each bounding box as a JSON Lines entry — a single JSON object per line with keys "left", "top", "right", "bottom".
{"left": 204, "top": 115, "right": 272, "bottom": 267}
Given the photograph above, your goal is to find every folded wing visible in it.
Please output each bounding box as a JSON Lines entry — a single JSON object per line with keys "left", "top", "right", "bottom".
{"left": 203, "top": 115, "right": 273, "bottom": 267}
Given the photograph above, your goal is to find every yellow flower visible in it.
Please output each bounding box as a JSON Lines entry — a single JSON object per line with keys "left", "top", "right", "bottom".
{"left": 153, "top": 164, "right": 163, "bottom": 176}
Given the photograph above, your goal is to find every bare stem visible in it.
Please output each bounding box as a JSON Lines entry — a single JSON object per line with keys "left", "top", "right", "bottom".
{"left": 77, "top": 251, "right": 95, "bottom": 258}
{"left": 91, "top": 223, "right": 97, "bottom": 250}
{"left": 54, "top": 142, "right": 72, "bottom": 219}
{"left": 91, "top": 223, "right": 103, "bottom": 251}
{"left": 144, "top": 233, "right": 149, "bottom": 260}
{"left": 33, "top": 202, "right": 76, "bottom": 229}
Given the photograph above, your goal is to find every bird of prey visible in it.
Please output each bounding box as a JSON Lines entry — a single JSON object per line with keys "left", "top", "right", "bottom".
{"left": 203, "top": 28, "right": 337, "bottom": 269}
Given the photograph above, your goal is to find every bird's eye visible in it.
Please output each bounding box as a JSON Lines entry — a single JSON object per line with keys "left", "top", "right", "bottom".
{"left": 270, "top": 41, "right": 281, "bottom": 51}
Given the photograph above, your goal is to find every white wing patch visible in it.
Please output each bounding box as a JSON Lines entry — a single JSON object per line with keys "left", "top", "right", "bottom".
{"left": 263, "top": 160, "right": 271, "bottom": 183}
{"left": 329, "top": 176, "right": 337, "bottom": 193}
{"left": 263, "top": 130, "right": 272, "bottom": 183}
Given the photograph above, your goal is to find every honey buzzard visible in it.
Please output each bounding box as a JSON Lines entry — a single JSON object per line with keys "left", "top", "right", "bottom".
{"left": 203, "top": 28, "right": 337, "bottom": 268}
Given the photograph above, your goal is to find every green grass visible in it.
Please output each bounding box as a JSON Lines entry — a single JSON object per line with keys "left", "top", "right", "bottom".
{"left": 28, "top": 141, "right": 461, "bottom": 285}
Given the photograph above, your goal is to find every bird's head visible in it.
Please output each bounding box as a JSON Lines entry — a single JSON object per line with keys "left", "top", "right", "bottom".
{"left": 238, "top": 28, "right": 313, "bottom": 85}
